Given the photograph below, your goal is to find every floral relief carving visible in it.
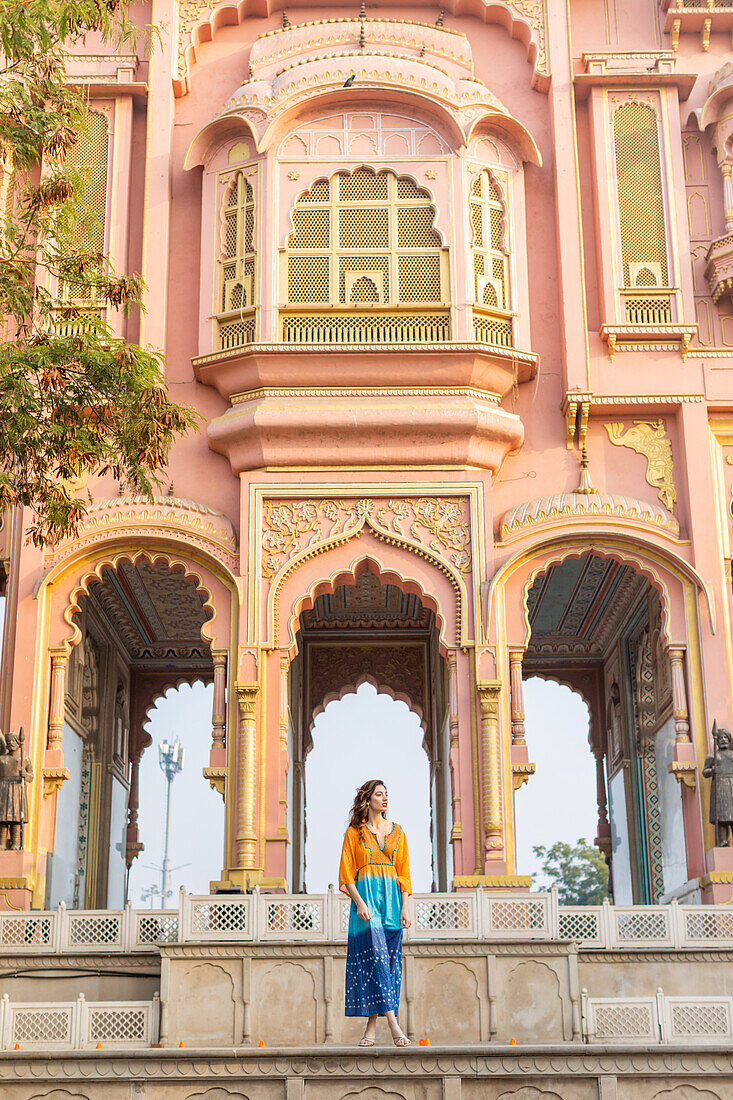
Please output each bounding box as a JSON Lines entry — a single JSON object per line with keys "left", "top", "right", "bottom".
{"left": 604, "top": 420, "right": 677, "bottom": 512}
{"left": 261, "top": 497, "right": 472, "bottom": 578}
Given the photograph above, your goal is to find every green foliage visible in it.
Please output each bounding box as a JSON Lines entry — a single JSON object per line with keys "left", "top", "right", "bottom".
{"left": 532, "top": 838, "right": 610, "bottom": 905}
{"left": 0, "top": 0, "right": 195, "bottom": 545}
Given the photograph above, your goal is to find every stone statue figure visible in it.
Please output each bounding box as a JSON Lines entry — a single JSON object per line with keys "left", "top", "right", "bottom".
{"left": 0, "top": 729, "right": 33, "bottom": 850}
{"left": 703, "top": 725, "right": 733, "bottom": 847}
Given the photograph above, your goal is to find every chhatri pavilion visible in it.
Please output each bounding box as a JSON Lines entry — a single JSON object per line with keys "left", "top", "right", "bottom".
{"left": 1, "top": 0, "right": 733, "bottom": 1095}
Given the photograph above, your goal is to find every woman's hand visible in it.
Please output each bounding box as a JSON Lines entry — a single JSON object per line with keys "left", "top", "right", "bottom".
{"left": 356, "top": 901, "right": 371, "bottom": 921}
{"left": 401, "top": 904, "right": 411, "bottom": 929}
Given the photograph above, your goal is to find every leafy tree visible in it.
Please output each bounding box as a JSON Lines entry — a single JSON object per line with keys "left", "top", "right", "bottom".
{"left": 533, "top": 838, "right": 610, "bottom": 905}
{"left": 0, "top": 0, "right": 196, "bottom": 546}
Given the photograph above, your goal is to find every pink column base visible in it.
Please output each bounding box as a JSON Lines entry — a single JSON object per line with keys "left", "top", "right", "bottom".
{"left": 700, "top": 847, "right": 733, "bottom": 903}
{"left": 0, "top": 850, "right": 39, "bottom": 910}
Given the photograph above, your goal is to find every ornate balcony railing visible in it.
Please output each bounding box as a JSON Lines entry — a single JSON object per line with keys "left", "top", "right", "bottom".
{"left": 216, "top": 308, "right": 256, "bottom": 351}
{"left": 2, "top": 890, "right": 733, "bottom": 953}
{"left": 279, "top": 306, "right": 451, "bottom": 345}
{"left": 50, "top": 305, "right": 104, "bottom": 337}
{"left": 621, "top": 289, "right": 673, "bottom": 325}
{"left": 0, "top": 994, "right": 158, "bottom": 1050}
{"left": 472, "top": 305, "right": 514, "bottom": 347}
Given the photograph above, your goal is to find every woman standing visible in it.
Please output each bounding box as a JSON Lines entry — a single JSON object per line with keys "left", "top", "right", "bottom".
{"left": 339, "top": 778, "right": 412, "bottom": 1047}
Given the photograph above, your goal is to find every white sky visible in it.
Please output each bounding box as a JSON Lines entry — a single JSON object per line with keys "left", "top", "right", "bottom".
{"left": 128, "top": 675, "right": 597, "bottom": 905}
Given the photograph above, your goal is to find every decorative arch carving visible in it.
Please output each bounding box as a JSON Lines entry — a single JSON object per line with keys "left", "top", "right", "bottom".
{"left": 309, "top": 663, "right": 427, "bottom": 734}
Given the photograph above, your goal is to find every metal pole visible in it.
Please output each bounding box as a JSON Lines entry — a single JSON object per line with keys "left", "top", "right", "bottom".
{"left": 161, "top": 770, "right": 173, "bottom": 907}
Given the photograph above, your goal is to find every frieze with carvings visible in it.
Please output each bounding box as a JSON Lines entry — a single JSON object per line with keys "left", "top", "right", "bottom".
{"left": 261, "top": 496, "right": 472, "bottom": 580}
{"left": 308, "top": 643, "right": 426, "bottom": 727}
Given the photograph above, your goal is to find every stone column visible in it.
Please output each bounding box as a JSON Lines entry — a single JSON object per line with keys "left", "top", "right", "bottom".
{"left": 279, "top": 654, "right": 290, "bottom": 814}
{"left": 447, "top": 651, "right": 462, "bottom": 843}
{"left": 477, "top": 680, "right": 503, "bottom": 860}
{"left": 125, "top": 751, "right": 144, "bottom": 867}
{"left": 508, "top": 651, "right": 526, "bottom": 746}
{"left": 47, "top": 650, "right": 68, "bottom": 750}
{"left": 593, "top": 748, "right": 611, "bottom": 860}
{"left": 668, "top": 647, "right": 691, "bottom": 744}
{"left": 235, "top": 682, "right": 259, "bottom": 868}
{"left": 211, "top": 652, "right": 227, "bottom": 750}
{"left": 723, "top": 164, "right": 733, "bottom": 231}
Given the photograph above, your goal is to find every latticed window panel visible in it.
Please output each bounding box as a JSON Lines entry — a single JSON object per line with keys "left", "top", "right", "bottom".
{"left": 0, "top": 915, "right": 53, "bottom": 948}
{"left": 614, "top": 908, "right": 670, "bottom": 943}
{"left": 265, "top": 899, "right": 323, "bottom": 934}
{"left": 668, "top": 1001, "right": 731, "bottom": 1039}
{"left": 591, "top": 1002, "right": 657, "bottom": 1041}
{"left": 190, "top": 899, "right": 250, "bottom": 936}
{"left": 68, "top": 914, "right": 122, "bottom": 947}
{"left": 558, "top": 909, "right": 601, "bottom": 945}
{"left": 87, "top": 1006, "right": 148, "bottom": 1044}
{"left": 415, "top": 899, "right": 472, "bottom": 933}
{"left": 488, "top": 898, "right": 548, "bottom": 934}
{"left": 220, "top": 172, "right": 256, "bottom": 316}
{"left": 684, "top": 908, "right": 733, "bottom": 942}
{"left": 613, "top": 101, "right": 670, "bottom": 289}
{"left": 12, "top": 1007, "right": 73, "bottom": 1045}
{"left": 281, "top": 311, "right": 450, "bottom": 345}
{"left": 281, "top": 167, "right": 448, "bottom": 334}
{"left": 58, "top": 110, "right": 108, "bottom": 302}
{"left": 136, "top": 914, "right": 179, "bottom": 945}
{"left": 470, "top": 171, "right": 510, "bottom": 327}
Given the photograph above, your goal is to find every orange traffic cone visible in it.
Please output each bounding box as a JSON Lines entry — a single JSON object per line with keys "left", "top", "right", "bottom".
{"left": 258, "top": 1040, "right": 265, "bottom": 1047}
{"left": 509, "top": 1037, "right": 517, "bottom": 1046}
{"left": 179, "top": 1041, "right": 185, "bottom": 1048}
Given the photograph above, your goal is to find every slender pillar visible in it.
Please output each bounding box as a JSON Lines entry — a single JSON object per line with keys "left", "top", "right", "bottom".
{"left": 211, "top": 652, "right": 227, "bottom": 750}
{"left": 125, "top": 751, "right": 144, "bottom": 868}
{"left": 477, "top": 680, "right": 503, "bottom": 860}
{"left": 47, "top": 651, "right": 68, "bottom": 750}
{"left": 447, "top": 651, "right": 462, "bottom": 843}
{"left": 235, "top": 682, "right": 259, "bottom": 868}
{"left": 279, "top": 654, "right": 289, "bottom": 814}
{"left": 723, "top": 164, "right": 733, "bottom": 232}
{"left": 508, "top": 651, "right": 526, "bottom": 746}
{"left": 668, "top": 647, "right": 691, "bottom": 744}
{"left": 593, "top": 747, "right": 612, "bottom": 860}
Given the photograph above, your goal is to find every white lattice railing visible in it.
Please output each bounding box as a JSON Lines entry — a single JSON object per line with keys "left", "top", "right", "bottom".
{"left": 0, "top": 994, "right": 159, "bottom": 1050}
{"left": 3, "top": 891, "right": 733, "bottom": 952}
{"left": 582, "top": 989, "right": 733, "bottom": 1044}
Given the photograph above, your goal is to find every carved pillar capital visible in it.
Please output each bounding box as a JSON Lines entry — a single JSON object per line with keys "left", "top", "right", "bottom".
{"left": 47, "top": 650, "right": 68, "bottom": 751}
{"left": 508, "top": 650, "right": 526, "bottom": 746}
{"left": 668, "top": 647, "right": 691, "bottom": 745}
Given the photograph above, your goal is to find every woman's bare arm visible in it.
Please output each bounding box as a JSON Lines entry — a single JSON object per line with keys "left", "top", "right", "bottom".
{"left": 344, "top": 883, "right": 371, "bottom": 921}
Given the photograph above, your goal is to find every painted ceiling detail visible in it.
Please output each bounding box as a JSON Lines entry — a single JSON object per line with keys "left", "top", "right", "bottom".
{"left": 301, "top": 574, "right": 432, "bottom": 632}
{"left": 526, "top": 554, "right": 649, "bottom": 657}
{"left": 86, "top": 560, "right": 212, "bottom": 663}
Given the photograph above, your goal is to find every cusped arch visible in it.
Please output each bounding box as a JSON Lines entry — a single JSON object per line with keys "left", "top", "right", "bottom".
{"left": 274, "top": 545, "right": 466, "bottom": 652}
{"left": 43, "top": 546, "right": 236, "bottom": 655}
{"left": 488, "top": 532, "right": 714, "bottom": 649}
{"left": 311, "top": 673, "right": 426, "bottom": 735}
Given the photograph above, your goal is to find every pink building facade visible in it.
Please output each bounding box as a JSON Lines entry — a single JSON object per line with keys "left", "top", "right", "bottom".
{"left": 2, "top": 0, "right": 733, "bottom": 911}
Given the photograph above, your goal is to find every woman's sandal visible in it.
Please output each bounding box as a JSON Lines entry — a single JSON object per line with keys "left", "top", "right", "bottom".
{"left": 393, "top": 1035, "right": 411, "bottom": 1047}
{"left": 358, "top": 1036, "right": 375, "bottom": 1047}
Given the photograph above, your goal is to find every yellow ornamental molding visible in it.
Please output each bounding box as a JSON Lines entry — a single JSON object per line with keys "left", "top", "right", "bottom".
{"left": 500, "top": 490, "right": 679, "bottom": 541}
{"left": 42, "top": 767, "right": 71, "bottom": 798}
{"left": 203, "top": 766, "right": 227, "bottom": 799}
{"left": 604, "top": 420, "right": 677, "bottom": 512}
{"left": 261, "top": 496, "right": 472, "bottom": 580}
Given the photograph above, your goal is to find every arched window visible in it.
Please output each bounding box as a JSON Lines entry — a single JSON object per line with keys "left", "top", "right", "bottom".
{"left": 469, "top": 171, "right": 512, "bottom": 347}
{"left": 281, "top": 167, "right": 449, "bottom": 344}
{"left": 59, "top": 110, "right": 108, "bottom": 304}
{"left": 612, "top": 102, "right": 671, "bottom": 324}
{"left": 218, "top": 171, "right": 256, "bottom": 350}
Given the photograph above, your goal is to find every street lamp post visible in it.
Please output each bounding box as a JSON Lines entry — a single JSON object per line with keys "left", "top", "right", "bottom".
{"left": 158, "top": 738, "right": 184, "bottom": 907}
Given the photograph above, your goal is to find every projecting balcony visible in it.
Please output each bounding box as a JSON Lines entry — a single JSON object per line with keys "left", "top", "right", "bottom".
{"left": 600, "top": 289, "right": 696, "bottom": 359}
{"left": 705, "top": 233, "right": 733, "bottom": 303}
{"left": 661, "top": 0, "right": 733, "bottom": 51}
{"left": 278, "top": 304, "right": 451, "bottom": 346}
{"left": 50, "top": 303, "right": 104, "bottom": 337}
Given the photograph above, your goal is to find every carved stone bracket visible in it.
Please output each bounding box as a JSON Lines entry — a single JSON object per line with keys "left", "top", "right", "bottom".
{"left": 203, "top": 766, "right": 227, "bottom": 799}
{"left": 42, "top": 767, "right": 71, "bottom": 798}
{"left": 604, "top": 420, "right": 677, "bottom": 513}
{"left": 511, "top": 761, "right": 535, "bottom": 790}
{"left": 669, "top": 760, "right": 697, "bottom": 790}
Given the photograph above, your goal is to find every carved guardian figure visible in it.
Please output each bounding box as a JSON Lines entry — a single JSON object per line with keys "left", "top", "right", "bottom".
{"left": 0, "top": 729, "right": 33, "bottom": 850}
{"left": 703, "top": 726, "right": 733, "bottom": 847}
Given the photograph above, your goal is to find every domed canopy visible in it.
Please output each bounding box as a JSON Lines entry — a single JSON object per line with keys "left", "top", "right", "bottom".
{"left": 500, "top": 491, "right": 679, "bottom": 540}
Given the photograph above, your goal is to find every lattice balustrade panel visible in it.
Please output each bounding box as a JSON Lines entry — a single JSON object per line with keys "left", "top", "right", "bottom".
{"left": 136, "top": 913, "right": 179, "bottom": 945}
{"left": 590, "top": 1001, "right": 658, "bottom": 1041}
{"left": 189, "top": 899, "right": 250, "bottom": 937}
{"left": 414, "top": 898, "right": 473, "bottom": 935}
{"left": 613, "top": 101, "right": 669, "bottom": 287}
{"left": 487, "top": 897, "right": 549, "bottom": 936}
{"left": 0, "top": 914, "right": 53, "bottom": 949}
{"left": 614, "top": 908, "right": 670, "bottom": 944}
{"left": 558, "top": 908, "right": 602, "bottom": 945}
{"left": 218, "top": 313, "right": 256, "bottom": 351}
{"left": 281, "top": 311, "right": 450, "bottom": 345}
{"left": 265, "top": 899, "right": 323, "bottom": 935}
{"left": 623, "top": 293, "right": 672, "bottom": 324}
{"left": 87, "top": 1006, "right": 148, "bottom": 1044}
{"left": 68, "top": 913, "right": 122, "bottom": 948}
{"left": 12, "top": 1007, "right": 73, "bottom": 1046}
{"left": 668, "top": 1000, "right": 732, "bottom": 1039}
{"left": 684, "top": 908, "right": 733, "bottom": 943}
{"left": 338, "top": 898, "right": 350, "bottom": 935}
{"left": 473, "top": 310, "right": 513, "bottom": 347}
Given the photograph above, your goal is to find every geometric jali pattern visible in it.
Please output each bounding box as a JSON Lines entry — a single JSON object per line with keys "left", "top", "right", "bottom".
{"left": 13, "top": 1008, "right": 73, "bottom": 1044}
{"left": 68, "top": 915, "right": 121, "bottom": 946}
{"left": 88, "top": 1007, "right": 147, "bottom": 1042}
{"left": 593, "top": 1002, "right": 656, "bottom": 1039}
{"left": 415, "top": 899, "right": 471, "bottom": 931}
{"left": 670, "top": 1002, "right": 730, "bottom": 1038}
{"left": 266, "top": 900, "right": 322, "bottom": 933}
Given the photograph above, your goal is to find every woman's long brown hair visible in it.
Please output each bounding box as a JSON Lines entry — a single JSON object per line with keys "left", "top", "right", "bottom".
{"left": 347, "top": 779, "right": 387, "bottom": 830}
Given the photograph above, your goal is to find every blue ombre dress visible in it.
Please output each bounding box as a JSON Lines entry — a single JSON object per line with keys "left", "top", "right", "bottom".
{"left": 339, "top": 823, "right": 412, "bottom": 1017}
